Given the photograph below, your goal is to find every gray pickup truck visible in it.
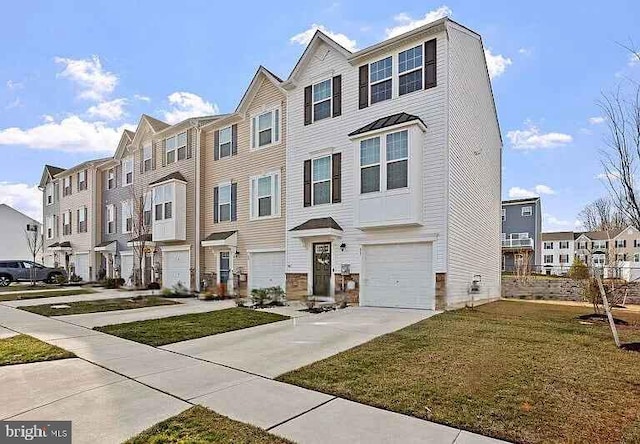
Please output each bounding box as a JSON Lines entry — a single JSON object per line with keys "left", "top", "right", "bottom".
{"left": 0, "top": 260, "right": 66, "bottom": 286}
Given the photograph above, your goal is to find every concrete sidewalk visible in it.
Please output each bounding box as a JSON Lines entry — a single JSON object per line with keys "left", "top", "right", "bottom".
{"left": 1, "top": 287, "right": 155, "bottom": 308}
{"left": 0, "top": 304, "right": 507, "bottom": 443}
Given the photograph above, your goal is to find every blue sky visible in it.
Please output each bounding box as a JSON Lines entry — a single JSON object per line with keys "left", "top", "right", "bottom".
{"left": 0, "top": 1, "right": 638, "bottom": 228}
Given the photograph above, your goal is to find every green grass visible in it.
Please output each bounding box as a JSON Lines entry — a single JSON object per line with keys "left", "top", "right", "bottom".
{"left": 0, "top": 334, "right": 75, "bottom": 366}
{"left": 19, "top": 296, "right": 179, "bottom": 316}
{"left": 125, "top": 406, "right": 292, "bottom": 443}
{"left": 0, "top": 284, "right": 62, "bottom": 293}
{"left": 95, "top": 307, "right": 289, "bottom": 346}
{"left": 0, "top": 288, "right": 95, "bottom": 302}
{"left": 277, "top": 300, "right": 640, "bottom": 444}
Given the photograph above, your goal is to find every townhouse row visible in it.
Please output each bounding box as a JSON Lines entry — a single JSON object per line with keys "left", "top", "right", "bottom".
{"left": 39, "top": 17, "right": 502, "bottom": 310}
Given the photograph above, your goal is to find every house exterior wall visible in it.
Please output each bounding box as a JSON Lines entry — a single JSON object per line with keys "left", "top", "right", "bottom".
{"left": 42, "top": 177, "right": 60, "bottom": 254}
{"left": 285, "top": 27, "right": 450, "bottom": 301}
{"left": 445, "top": 23, "right": 502, "bottom": 307}
{"left": 541, "top": 237, "right": 575, "bottom": 274}
{"left": 0, "top": 205, "right": 42, "bottom": 261}
{"left": 501, "top": 199, "right": 541, "bottom": 267}
{"left": 200, "top": 76, "right": 287, "bottom": 293}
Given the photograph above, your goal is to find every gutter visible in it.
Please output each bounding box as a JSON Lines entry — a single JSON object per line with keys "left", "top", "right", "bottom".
{"left": 194, "top": 124, "right": 202, "bottom": 292}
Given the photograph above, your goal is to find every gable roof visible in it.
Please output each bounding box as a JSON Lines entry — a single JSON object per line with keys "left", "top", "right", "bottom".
{"left": 290, "top": 217, "right": 342, "bottom": 231}
{"left": 235, "top": 66, "right": 285, "bottom": 115}
{"left": 55, "top": 157, "right": 112, "bottom": 177}
{"left": 578, "top": 228, "right": 625, "bottom": 241}
{"left": 113, "top": 128, "right": 135, "bottom": 160}
{"left": 39, "top": 164, "right": 65, "bottom": 188}
{"left": 348, "top": 112, "right": 426, "bottom": 137}
{"left": 0, "top": 204, "right": 40, "bottom": 225}
{"left": 203, "top": 231, "right": 237, "bottom": 242}
{"left": 130, "top": 114, "right": 170, "bottom": 147}
{"left": 144, "top": 114, "right": 170, "bottom": 132}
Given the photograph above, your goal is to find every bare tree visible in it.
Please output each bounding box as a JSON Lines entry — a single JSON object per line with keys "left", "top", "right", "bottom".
{"left": 128, "top": 186, "right": 152, "bottom": 288}
{"left": 24, "top": 224, "right": 43, "bottom": 286}
{"left": 578, "top": 197, "right": 627, "bottom": 231}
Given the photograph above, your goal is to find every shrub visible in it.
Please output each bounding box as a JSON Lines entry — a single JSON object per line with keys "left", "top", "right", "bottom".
{"left": 147, "top": 282, "right": 161, "bottom": 290}
{"left": 569, "top": 257, "right": 590, "bottom": 280}
{"left": 104, "top": 278, "right": 125, "bottom": 289}
{"left": 267, "top": 286, "right": 286, "bottom": 306}
{"left": 160, "top": 288, "right": 173, "bottom": 297}
{"left": 70, "top": 273, "right": 82, "bottom": 283}
{"left": 251, "top": 288, "right": 269, "bottom": 307}
{"left": 52, "top": 274, "right": 67, "bottom": 285}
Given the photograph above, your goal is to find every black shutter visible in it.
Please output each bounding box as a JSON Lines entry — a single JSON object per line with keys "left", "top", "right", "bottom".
{"left": 187, "top": 130, "right": 193, "bottom": 159}
{"left": 332, "top": 75, "right": 342, "bottom": 117}
{"left": 139, "top": 147, "right": 144, "bottom": 174}
{"left": 424, "top": 38, "right": 437, "bottom": 89}
{"left": 605, "top": 241, "right": 609, "bottom": 249}
{"left": 231, "top": 182, "right": 237, "bottom": 221}
{"left": 332, "top": 153, "right": 341, "bottom": 203}
{"left": 304, "top": 86, "right": 312, "bottom": 125}
{"left": 358, "top": 65, "right": 369, "bottom": 109}
{"left": 161, "top": 139, "right": 167, "bottom": 167}
{"left": 152, "top": 142, "right": 157, "bottom": 170}
{"left": 303, "top": 159, "right": 312, "bottom": 207}
{"left": 231, "top": 124, "right": 238, "bottom": 156}
{"left": 213, "top": 187, "right": 219, "bottom": 223}
{"left": 214, "top": 130, "right": 220, "bottom": 161}
{"left": 76, "top": 209, "right": 79, "bottom": 234}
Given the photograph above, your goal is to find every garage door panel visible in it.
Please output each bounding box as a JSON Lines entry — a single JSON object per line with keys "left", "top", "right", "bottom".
{"left": 120, "top": 254, "right": 133, "bottom": 284}
{"left": 250, "top": 251, "right": 285, "bottom": 290}
{"left": 74, "top": 254, "right": 89, "bottom": 282}
{"left": 362, "top": 243, "right": 433, "bottom": 310}
{"left": 164, "top": 250, "right": 190, "bottom": 290}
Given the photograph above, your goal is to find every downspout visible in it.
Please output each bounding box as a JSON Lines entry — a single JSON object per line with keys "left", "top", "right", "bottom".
{"left": 195, "top": 124, "right": 202, "bottom": 292}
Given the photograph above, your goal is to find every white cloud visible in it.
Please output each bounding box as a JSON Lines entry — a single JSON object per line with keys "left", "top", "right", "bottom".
{"left": 0, "top": 182, "right": 42, "bottom": 222}
{"left": 134, "top": 94, "right": 151, "bottom": 102}
{"left": 162, "top": 92, "right": 219, "bottom": 124}
{"left": 508, "top": 185, "right": 555, "bottom": 199}
{"left": 507, "top": 122, "right": 573, "bottom": 150}
{"left": 543, "top": 213, "right": 574, "bottom": 231}
{"left": 87, "top": 98, "right": 127, "bottom": 120}
{"left": 0, "top": 115, "right": 133, "bottom": 153}
{"left": 290, "top": 23, "right": 357, "bottom": 52}
{"left": 595, "top": 172, "right": 620, "bottom": 181}
{"left": 588, "top": 116, "right": 605, "bottom": 125}
{"left": 6, "top": 80, "right": 24, "bottom": 90}
{"left": 54, "top": 55, "right": 118, "bottom": 101}
{"left": 384, "top": 6, "right": 452, "bottom": 39}
{"left": 484, "top": 49, "right": 512, "bottom": 79}
{"left": 518, "top": 48, "right": 532, "bottom": 56}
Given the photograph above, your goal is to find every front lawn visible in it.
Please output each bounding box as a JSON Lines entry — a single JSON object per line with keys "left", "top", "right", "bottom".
{"left": 19, "top": 296, "right": 179, "bottom": 316}
{"left": 95, "top": 307, "right": 289, "bottom": 346}
{"left": 0, "top": 288, "right": 95, "bottom": 302}
{"left": 277, "top": 300, "right": 640, "bottom": 444}
{"left": 0, "top": 334, "right": 75, "bottom": 366}
{"left": 125, "top": 406, "right": 292, "bottom": 444}
{"left": 0, "top": 284, "right": 61, "bottom": 293}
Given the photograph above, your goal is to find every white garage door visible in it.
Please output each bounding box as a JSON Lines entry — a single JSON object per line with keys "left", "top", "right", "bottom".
{"left": 163, "top": 249, "right": 190, "bottom": 290}
{"left": 120, "top": 253, "right": 134, "bottom": 285}
{"left": 361, "top": 243, "right": 434, "bottom": 310}
{"left": 249, "top": 251, "right": 285, "bottom": 290}
{"left": 74, "top": 253, "right": 90, "bottom": 282}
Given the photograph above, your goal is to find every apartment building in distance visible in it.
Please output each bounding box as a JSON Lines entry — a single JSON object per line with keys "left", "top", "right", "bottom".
{"left": 501, "top": 197, "right": 542, "bottom": 271}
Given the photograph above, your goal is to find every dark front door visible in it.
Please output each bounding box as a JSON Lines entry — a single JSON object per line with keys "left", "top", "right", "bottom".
{"left": 219, "top": 251, "right": 230, "bottom": 283}
{"left": 313, "top": 243, "right": 331, "bottom": 296}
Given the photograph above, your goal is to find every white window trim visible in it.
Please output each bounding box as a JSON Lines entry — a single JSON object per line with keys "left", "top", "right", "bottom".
{"left": 46, "top": 183, "right": 53, "bottom": 206}
{"left": 153, "top": 183, "right": 174, "bottom": 221}
{"left": 501, "top": 209, "right": 506, "bottom": 221}
{"left": 510, "top": 232, "right": 530, "bottom": 240}
{"left": 63, "top": 210, "right": 72, "bottom": 236}
{"left": 369, "top": 56, "right": 393, "bottom": 106}
{"left": 358, "top": 129, "right": 410, "bottom": 196}
{"left": 250, "top": 106, "right": 281, "bottom": 150}
{"left": 543, "top": 242, "right": 553, "bottom": 249}
{"left": 122, "top": 200, "right": 133, "bottom": 234}
{"left": 359, "top": 138, "right": 381, "bottom": 194}
{"left": 106, "top": 204, "right": 115, "bottom": 234}
{"left": 398, "top": 44, "right": 424, "bottom": 96}
{"left": 249, "top": 171, "right": 281, "bottom": 220}
{"left": 107, "top": 168, "right": 116, "bottom": 190}
{"left": 78, "top": 170, "right": 87, "bottom": 190}
{"left": 217, "top": 182, "right": 232, "bottom": 222}
{"left": 544, "top": 254, "right": 554, "bottom": 264}
{"left": 218, "top": 126, "right": 233, "bottom": 158}
{"left": 143, "top": 144, "right": 152, "bottom": 171}
{"left": 521, "top": 206, "right": 533, "bottom": 217}
{"left": 78, "top": 206, "right": 87, "bottom": 233}
{"left": 46, "top": 216, "right": 53, "bottom": 239}
{"left": 312, "top": 79, "right": 332, "bottom": 122}
{"left": 559, "top": 241, "right": 569, "bottom": 249}
{"left": 312, "top": 155, "right": 332, "bottom": 206}
{"left": 122, "top": 157, "right": 133, "bottom": 186}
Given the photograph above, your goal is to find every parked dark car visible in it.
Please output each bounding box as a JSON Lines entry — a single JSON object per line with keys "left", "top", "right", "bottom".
{"left": 0, "top": 260, "right": 66, "bottom": 286}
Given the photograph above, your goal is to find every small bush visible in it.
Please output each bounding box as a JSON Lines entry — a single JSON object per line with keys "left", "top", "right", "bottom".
{"left": 70, "top": 274, "right": 82, "bottom": 283}
{"left": 52, "top": 274, "right": 66, "bottom": 285}
{"left": 569, "top": 258, "right": 590, "bottom": 280}
{"left": 147, "top": 282, "right": 161, "bottom": 290}
{"left": 104, "top": 278, "right": 125, "bottom": 289}
{"left": 161, "top": 288, "right": 173, "bottom": 297}
{"left": 171, "top": 281, "right": 192, "bottom": 297}
{"left": 251, "top": 288, "right": 269, "bottom": 307}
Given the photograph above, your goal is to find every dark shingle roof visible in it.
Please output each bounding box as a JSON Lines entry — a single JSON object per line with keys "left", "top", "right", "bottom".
{"left": 579, "top": 229, "right": 624, "bottom": 240}
{"left": 149, "top": 172, "right": 187, "bottom": 186}
{"left": 45, "top": 165, "right": 65, "bottom": 177}
{"left": 47, "top": 242, "right": 59, "bottom": 248}
{"left": 203, "top": 231, "right": 237, "bottom": 242}
{"left": 59, "top": 241, "right": 71, "bottom": 248}
{"left": 95, "top": 240, "right": 116, "bottom": 248}
{"left": 348, "top": 112, "right": 425, "bottom": 137}
{"left": 502, "top": 197, "right": 541, "bottom": 205}
{"left": 290, "top": 217, "right": 342, "bottom": 231}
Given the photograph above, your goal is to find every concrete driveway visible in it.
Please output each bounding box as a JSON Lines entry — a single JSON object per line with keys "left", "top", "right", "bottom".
{"left": 163, "top": 306, "right": 436, "bottom": 377}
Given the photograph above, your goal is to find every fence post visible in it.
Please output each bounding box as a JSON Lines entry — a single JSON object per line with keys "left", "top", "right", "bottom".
{"left": 596, "top": 274, "right": 621, "bottom": 348}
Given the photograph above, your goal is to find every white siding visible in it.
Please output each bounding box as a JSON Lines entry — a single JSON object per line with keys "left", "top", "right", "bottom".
{"left": 445, "top": 23, "right": 502, "bottom": 307}
{"left": 542, "top": 239, "right": 575, "bottom": 274}
{"left": 0, "top": 205, "right": 42, "bottom": 261}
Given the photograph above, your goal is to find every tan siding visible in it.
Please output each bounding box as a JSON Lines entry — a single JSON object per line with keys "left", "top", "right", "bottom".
{"left": 201, "top": 77, "right": 287, "bottom": 283}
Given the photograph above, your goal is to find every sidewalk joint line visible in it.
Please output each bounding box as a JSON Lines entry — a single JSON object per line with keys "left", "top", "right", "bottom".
{"left": 266, "top": 396, "right": 338, "bottom": 431}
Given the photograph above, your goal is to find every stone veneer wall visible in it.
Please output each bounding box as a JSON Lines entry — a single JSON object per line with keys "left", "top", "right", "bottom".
{"left": 502, "top": 276, "right": 640, "bottom": 305}
{"left": 286, "top": 273, "right": 308, "bottom": 300}
{"left": 334, "top": 273, "right": 359, "bottom": 303}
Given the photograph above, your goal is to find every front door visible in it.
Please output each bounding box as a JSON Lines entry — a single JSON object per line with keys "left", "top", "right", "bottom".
{"left": 313, "top": 243, "right": 331, "bottom": 296}
{"left": 219, "top": 251, "right": 230, "bottom": 284}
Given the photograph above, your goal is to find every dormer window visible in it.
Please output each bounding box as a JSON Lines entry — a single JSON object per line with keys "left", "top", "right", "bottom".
{"left": 251, "top": 108, "right": 280, "bottom": 149}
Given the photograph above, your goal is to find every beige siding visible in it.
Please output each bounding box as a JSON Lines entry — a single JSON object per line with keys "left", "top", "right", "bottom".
{"left": 201, "top": 76, "right": 286, "bottom": 286}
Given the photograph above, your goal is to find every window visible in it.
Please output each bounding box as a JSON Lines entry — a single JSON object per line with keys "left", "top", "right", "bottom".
{"left": 166, "top": 132, "right": 187, "bottom": 164}
{"left": 153, "top": 183, "right": 174, "bottom": 221}
{"left": 122, "top": 157, "right": 133, "bottom": 186}
{"left": 46, "top": 183, "right": 53, "bottom": 205}
{"left": 510, "top": 232, "right": 530, "bottom": 240}
{"left": 62, "top": 176, "right": 72, "bottom": 197}
{"left": 143, "top": 144, "right": 152, "bottom": 172}
{"left": 369, "top": 56, "right": 392, "bottom": 104}
{"left": 313, "top": 79, "right": 332, "bottom": 121}
{"left": 77, "top": 207, "right": 87, "bottom": 233}
{"left": 250, "top": 172, "right": 280, "bottom": 219}
{"left": 251, "top": 109, "right": 280, "bottom": 149}
{"left": 559, "top": 241, "right": 569, "bottom": 249}
{"left": 386, "top": 131, "right": 408, "bottom": 190}
{"left": 634, "top": 253, "right": 640, "bottom": 262}
{"left": 559, "top": 254, "right": 570, "bottom": 264}
{"left": 77, "top": 170, "right": 87, "bottom": 191}
{"left": 615, "top": 239, "right": 627, "bottom": 248}
{"left": 521, "top": 206, "right": 532, "bottom": 217}
{"left": 218, "top": 183, "right": 232, "bottom": 222}
{"left": 62, "top": 210, "right": 72, "bottom": 235}
{"left": 544, "top": 242, "right": 554, "bottom": 250}
{"left": 501, "top": 209, "right": 506, "bottom": 221}
{"left": 398, "top": 45, "right": 423, "bottom": 95}
{"left": 219, "top": 126, "right": 232, "bottom": 158}
{"left": 360, "top": 138, "right": 380, "bottom": 194}
{"left": 593, "top": 240, "right": 607, "bottom": 250}
{"left": 544, "top": 255, "right": 554, "bottom": 264}
{"left": 143, "top": 191, "right": 152, "bottom": 227}
{"left": 46, "top": 216, "right": 53, "bottom": 239}
{"left": 577, "top": 241, "right": 587, "bottom": 250}
{"left": 312, "top": 156, "right": 331, "bottom": 205}
{"left": 122, "top": 201, "right": 133, "bottom": 233}
{"left": 107, "top": 168, "right": 115, "bottom": 190}
{"left": 106, "top": 205, "right": 115, "bottom": 234}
